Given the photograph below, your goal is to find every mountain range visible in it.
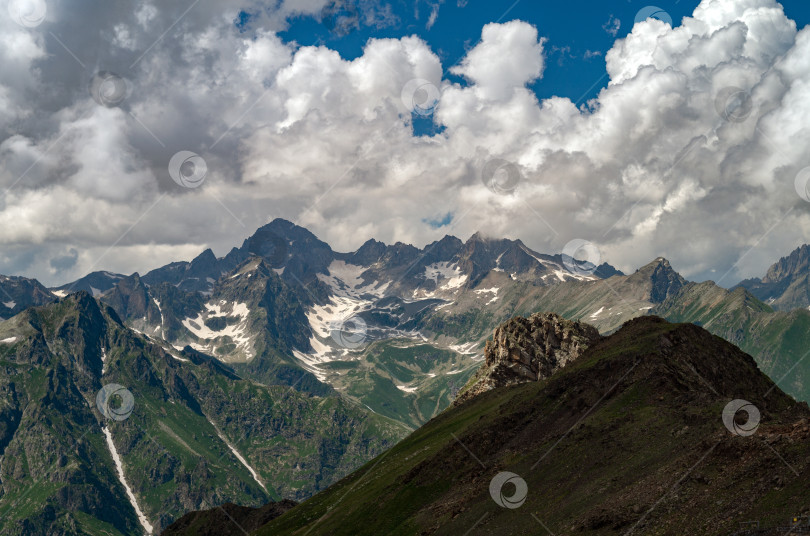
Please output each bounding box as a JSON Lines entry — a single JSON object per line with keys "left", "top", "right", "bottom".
{"left": 2, "top": 219, "right": 810, "bottom": 534}
{"left": 735, "top": 244, "right": 810, "bottom": 311}
{"left": 0, "top": 292, "right": 404, "bottom": 535}
{"left": 170, "top": 315, "right": 810, "bottom": 535}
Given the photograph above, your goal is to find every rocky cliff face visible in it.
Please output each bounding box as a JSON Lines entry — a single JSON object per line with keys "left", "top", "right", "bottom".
{"left": 0, "top": 275, "right": 55, "bottom": 319}
{"left": 762, "top": 244, "right": 810, "bottom": 283}
{"left": 455, "top": 312, "right": 600, "bottom": 404}
{"left": 627, "top": 257, "right": 686, "bottom": 303}
{"left": 736, "top": 244, "right": 810, "bottom": 310}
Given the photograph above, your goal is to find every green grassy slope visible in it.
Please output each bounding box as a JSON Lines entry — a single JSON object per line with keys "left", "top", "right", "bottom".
{"left": 653, "top": 282, "right": 810, "bottom": 402}
{"left": 256, "top": 317, "right": 810, "bottom": 536}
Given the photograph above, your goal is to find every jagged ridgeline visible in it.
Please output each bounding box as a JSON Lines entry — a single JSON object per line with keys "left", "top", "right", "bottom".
{"left": 0, "top": 293, "right": 406, "bottom": 535}
{"left": 31, "top": 220, "right": 810, "bottom": 425}
{"left": 46, "top": 218, "right": 629, "bottom": 434}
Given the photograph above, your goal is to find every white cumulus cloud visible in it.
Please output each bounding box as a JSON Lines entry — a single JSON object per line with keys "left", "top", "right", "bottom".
{"left": 0, "top": 0, "right": 809, "bottom": 289}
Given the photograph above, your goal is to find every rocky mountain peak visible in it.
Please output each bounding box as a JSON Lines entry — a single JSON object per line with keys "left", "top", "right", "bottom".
{"left": 594, "top": 262, "right": 624, "bottom": 278}
{"left": 252, "top": 218, "right": 324, "bottom": 248}
{"left": 466, "top": 231, "right": 488, "bottom": 244}
{"left": 630, "top": 257, "right": 686, "bottom": 303}
{"left": 103, "top": 272, "right": 154, "bottom": 322}
{"left": 349, "top": 238, "right": 388, "bottom": 265}
{"left": 190, "top": 248, "right": 218, "bottom": 269}
{"left": 763, "top": 244, "right": 810, "bottom": 283}
{"left": 732, "top": 244, "right": 810, "bottom": 310}
{"left": 413, "top": 235, "right": 463, "bottom": 265}
{"left": 455, "top": 312, "right": 601, "bottom": 404}
{"left": 637, "top": 256, "right": 672, "bottom": 271}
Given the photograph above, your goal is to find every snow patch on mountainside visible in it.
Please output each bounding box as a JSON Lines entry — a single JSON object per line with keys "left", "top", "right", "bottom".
{"left": 474, "top": 287, "right": 499, "bottom": 304}
{"left": 292, "top": 350, "right": 329, "bottom": 381}
{"left": 3, "top": 301, "right": 15, "bottom": 309}
{"left": 414, "top": 262, "right": 468, "bottom": 299}
{"left": 0, "top": 336, "right": 17, "bottom": 343}
{"left": 449, "top": 342, "right": 478, "bottom": 355}
{"left": 206, "top": 418, "right": 267, "bottom": 493}
{"left": 103, "top": 427, "right": 154, "bottom": 534}
{"left": 307, "top": 296, "right": 370, "bottom": 340}
{"left": 182, "top": 301, "right": 254, "bottom": 360}
{"left": 152, "top": 298, "right": 165, "bottom": 339}
{"left": 425, "top": 262, "right": 467, "bottom": 289}
{"left": 317, "top": 260, "right": 389, "bottom": 299}
{"left": 519, "top": 245, "right": 598, "bottom": 283}
{"left": 299, "top": 295, "right": 373, "bottom": 366}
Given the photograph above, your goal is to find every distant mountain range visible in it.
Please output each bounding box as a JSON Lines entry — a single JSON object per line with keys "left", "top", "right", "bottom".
{"left": 7, "top": 219, "right": 628, "bottom": 431}
{"left": 3, "top": 220, "right": 810, "bottom": 534}
{"left": 735, "top": 244, "right": 810, "bottom": 311}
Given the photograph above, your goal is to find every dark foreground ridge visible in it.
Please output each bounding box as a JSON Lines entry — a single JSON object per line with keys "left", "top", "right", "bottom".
{"left": 167, "top": 315, "right": 810, "bottom": 535}
{"left": 161, "top": 500, "right": 296, "bottom": 535}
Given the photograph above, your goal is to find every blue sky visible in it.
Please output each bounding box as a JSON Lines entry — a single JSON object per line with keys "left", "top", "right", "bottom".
{"left": 277, "top": 0, "right": 810, "bottom": 107}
